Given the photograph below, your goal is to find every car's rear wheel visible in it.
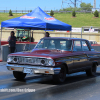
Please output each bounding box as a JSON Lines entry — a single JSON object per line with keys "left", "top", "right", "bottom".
{"left": 86, "top": 64, "right": 97, "bottom": 76}
{"left": 53, "top": 65, "right": 66, "bottom": 83}
{"left": 13, "top": 71, "right": 26, "bottom": 80}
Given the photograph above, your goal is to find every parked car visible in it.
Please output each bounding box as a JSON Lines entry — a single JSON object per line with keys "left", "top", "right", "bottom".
{"left": 6, "top": 37, "right": 100, "bottom": 83}
{"left": 89, "top": 40, "right": 97, "bottom": 45}
{"left": 88, "top": 40, "right": 100, "bottom": 46}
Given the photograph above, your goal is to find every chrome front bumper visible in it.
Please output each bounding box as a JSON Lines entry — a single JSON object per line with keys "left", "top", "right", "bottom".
{"left": 6, "top": 64, "right": 61, "bottom": 75}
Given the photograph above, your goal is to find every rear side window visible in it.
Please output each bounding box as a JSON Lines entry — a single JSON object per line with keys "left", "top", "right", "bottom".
{"left": 82, "top": 41, "right": 89, "bottom": 51}
{"left": 73, "top": 41, "right": 82, "bottom": 51}
{"left": 73, "top": 40, "right": 89, "bottom": 51}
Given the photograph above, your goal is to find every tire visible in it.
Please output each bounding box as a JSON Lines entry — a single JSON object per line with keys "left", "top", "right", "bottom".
{"left": 86, "top": 64, "right": 97, "bottom": 76}
{"left": 53, "top": 65, "right": 66, "bottom": 83}
{"left": 13, "top": 71, "right": 26, "bottom": 80}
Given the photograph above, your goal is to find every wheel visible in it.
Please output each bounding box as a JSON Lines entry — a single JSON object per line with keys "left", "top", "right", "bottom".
{"left": 13, "top": 71, "right": 26, "bottom": 80}
{"left": 86, "top": 64, "right": 97, "bottom": 76}
{"left": 53, "top": 65, "right": 66, "bottom": 83}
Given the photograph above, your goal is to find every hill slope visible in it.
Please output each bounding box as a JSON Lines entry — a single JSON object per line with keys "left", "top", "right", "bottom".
{"left": 0, "top": 13, "right": 100, "bottom": 27}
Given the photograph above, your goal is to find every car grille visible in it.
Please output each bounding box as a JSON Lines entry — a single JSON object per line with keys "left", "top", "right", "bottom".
{"left": 13, "top": 56, "right": 46, "bottom": 65}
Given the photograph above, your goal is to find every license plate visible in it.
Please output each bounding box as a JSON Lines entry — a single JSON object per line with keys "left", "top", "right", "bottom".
{"left": 23, "top": 68, "right": 33, "bottom": 74}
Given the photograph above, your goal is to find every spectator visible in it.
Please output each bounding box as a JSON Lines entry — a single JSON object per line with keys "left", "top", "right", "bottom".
{"left": 45, "top": 32, "right": 50, "bottom": 37}
{"left": 8, "top": 31, "right": 16, "bottom": 53}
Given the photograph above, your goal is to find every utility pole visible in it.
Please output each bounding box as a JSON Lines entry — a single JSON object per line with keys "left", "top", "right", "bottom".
{"left": 62, "top": 0, "right": 82, "bottom": 8}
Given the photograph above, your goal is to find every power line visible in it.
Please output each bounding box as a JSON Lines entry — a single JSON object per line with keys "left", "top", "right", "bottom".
{"left": 61, "top": 0, "right": 82, "bottom": 8}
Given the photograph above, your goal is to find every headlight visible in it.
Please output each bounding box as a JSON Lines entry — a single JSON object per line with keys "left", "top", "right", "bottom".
{"left": 46, "top": 58, "right": 55, "bottom": 66}
{"left": 7, "top": 56, "right": 13, "bottom": 63}
{"left": 35, "top": 58, "right": 55, "bottom": 66}
{"left": 35, "top": 58, "right": 46, "bottom": 65}
{"left": 40, "top": 59, "right": 46, "bottom": 65}
{"left": 13, "top": 57, "right": 18, "bottom": 63}
{"left": 7, "top": 56, "right": 19, "bottom": 63}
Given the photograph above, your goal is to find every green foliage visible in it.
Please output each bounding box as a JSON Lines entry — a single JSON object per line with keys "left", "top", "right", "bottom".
{"left": 30, "top": 10, "right": 32, "bottom": 12}
{"left": 9, "top": 9, "right": 13, "bottom": 16}
{"left": 50, "top": 10, "right": 54, "bottom": 16}
{"left": 72, "top": 10, "right": 76, "bottom": 17}
{"left": 94, "top": 10, "right": 99, "bottom": 17}
{"left": 60, "top": 2, "right": 93, "bottom": 12}
{"left": 60, "top": 7, "right": 82, "bottom": 12}
{"left": 80, "top": 2, "right": 93, "bottom": 11}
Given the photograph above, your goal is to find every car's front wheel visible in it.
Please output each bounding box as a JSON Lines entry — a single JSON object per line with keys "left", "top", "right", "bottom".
{"left": 86, "top": 64, "right": 97, "bottom": 76}
{"left": 13, "top": 71, "right": 26, "bottom": 80}
{"left": 53, "top": 65, "right": 66, "bottom": 83}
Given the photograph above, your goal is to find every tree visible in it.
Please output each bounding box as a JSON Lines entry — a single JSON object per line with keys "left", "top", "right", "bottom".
{"left": 80, "top": 2, "right": 93, "bottom": 11}
{"left": 72, "top": 10, "right": 76, "bottom": 17}
{"left": 30, "top": 10, "right": 32, "bottom": 12}
{"left": 59, "top": 7, "right": 82, "bottom": 12}
{"left": 94, "top": 10, "right": 99, "bottom": 17}
{"left": 9, "top": 9, "right": 13, "bottom": 16}
{"left": 50, "top": 10, "right": 54, "bottom": 16}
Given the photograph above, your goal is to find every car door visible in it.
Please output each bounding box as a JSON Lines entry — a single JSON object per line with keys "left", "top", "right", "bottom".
{"left": 81, "top": 40, "right": 92, "bottom": 68}
{"left": 72, "top": 40, "right": 88, "bottom": 72}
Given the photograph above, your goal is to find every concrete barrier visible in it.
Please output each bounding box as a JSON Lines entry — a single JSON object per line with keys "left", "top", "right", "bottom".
{"left": 1, "top": 45, "right": 9, "bottom": 61}
{"left": 1, "top": 43, "right": 36, "bottom": 61}
{"left": 2, "top": 30, "right": 100, "bottom": 43}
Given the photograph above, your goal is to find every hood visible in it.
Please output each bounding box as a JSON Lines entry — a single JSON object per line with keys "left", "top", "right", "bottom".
{"left": 9, "top": 49, "right": 72, "bottom": 59}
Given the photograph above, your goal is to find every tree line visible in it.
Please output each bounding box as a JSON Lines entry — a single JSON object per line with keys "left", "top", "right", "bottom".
{"left": 60, "top": 2, "right": 93, "bottom": 11}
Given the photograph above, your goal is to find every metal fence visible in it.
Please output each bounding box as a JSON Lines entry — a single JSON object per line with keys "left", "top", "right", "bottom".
{"left": 0, "top": 9, "right": 100, "bottom": 13}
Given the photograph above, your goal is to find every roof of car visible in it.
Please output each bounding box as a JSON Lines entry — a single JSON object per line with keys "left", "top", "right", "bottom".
{"left": 42, "top": 37, "right": 87, "bottom": 41}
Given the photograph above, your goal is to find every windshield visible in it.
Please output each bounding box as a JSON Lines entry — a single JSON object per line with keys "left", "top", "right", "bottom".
{"left": 17, "top": 30, "right": 29, "bottom": 37}
{"left": 35, "top": 39, "right": 72, "bottom": 51}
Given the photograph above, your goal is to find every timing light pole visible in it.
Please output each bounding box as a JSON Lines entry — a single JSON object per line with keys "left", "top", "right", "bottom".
{"left": 93, "top": 0, "right": 96, "bottom": 8}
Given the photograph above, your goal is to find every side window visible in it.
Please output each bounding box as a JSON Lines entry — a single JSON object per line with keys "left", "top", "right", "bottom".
{"left": 60, "top": 40, "right": 72, "bottom": 51}
{"left": 73, "top": 41, "right": 82, "bottom": 51}
{"left": 36, "top": 39, "right": 44, "bottom": 48}
{"left": 82, "top": 41, "right": 89, "bottom": 51}
{"left": 60, "top": 41, "right": 66, "bottom": 50}
{"left": 48, "top": 40, "right": 55, "bottom": 49}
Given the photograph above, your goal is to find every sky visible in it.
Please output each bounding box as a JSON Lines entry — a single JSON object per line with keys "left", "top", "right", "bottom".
{"left": 0, "top": 0, "right": 99, "bottom": 11}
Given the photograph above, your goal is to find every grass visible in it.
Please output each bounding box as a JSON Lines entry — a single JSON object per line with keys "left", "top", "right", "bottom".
{"left": 54, "top": 13, "right": 100, "bottom": 27}
{"left": 0, "top": 13, "right": 24, "bottom": 24}
{"left": 0, "top": 13, "right": 100, "bottom": 27}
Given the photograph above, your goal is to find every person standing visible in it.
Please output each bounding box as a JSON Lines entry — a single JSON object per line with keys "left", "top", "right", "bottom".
{"left": 45, "top": 32, "right": 50, "bottom": 37}
{"left": 8, "top": 31, "right": 16, "bottom": 53}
